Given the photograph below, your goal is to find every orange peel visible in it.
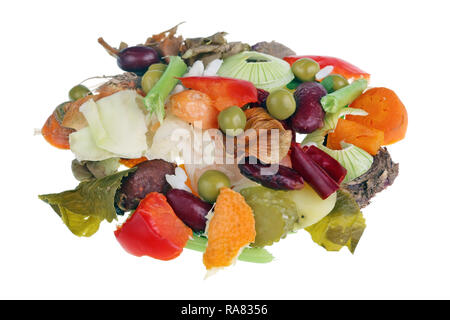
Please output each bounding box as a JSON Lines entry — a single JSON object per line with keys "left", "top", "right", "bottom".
{"left": 203, "top": 187, "right": 256, "bottom": 270}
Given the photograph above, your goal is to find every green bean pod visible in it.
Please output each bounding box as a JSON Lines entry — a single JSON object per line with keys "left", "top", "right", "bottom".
{"left": 320, "top": 79, "right": 368, "bottom": 113}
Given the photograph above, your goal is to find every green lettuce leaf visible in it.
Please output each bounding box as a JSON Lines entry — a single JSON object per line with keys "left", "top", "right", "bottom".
{"left": 39, "top": 168, "right": 136, "bottom": 237}
{"left": 305, "top": 190, "right": 366, "bottom": 253}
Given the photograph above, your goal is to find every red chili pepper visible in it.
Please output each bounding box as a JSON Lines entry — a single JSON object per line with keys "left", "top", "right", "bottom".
{"left": 238, "top": 158, "right": 304, "bottom": 190}
{"left": 114, "top": 192, "right": 192, "bottom": 261}
{"left": 283, "top": 55, "right": 370, "bottom": 80}
{"left": 303, "top": 145, "right": 347, "bottom": 184}
{"left": 178, "top": 76, "right": 258, "bottom": 111}
{"left": 290, "top": 144, "right": 339, "bottom": 200}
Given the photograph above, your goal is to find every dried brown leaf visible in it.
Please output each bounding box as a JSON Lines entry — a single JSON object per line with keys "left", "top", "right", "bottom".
{"left": 97, "top": 37, "right": 121, "bottom": 57}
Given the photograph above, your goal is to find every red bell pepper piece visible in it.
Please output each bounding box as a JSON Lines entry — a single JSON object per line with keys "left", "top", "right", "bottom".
{"left": 290, "top": 143, "right": 339, "bottom": 200}
{"left": 303, "top": 145, "right": 347, "bottom": 184}
{"left": 114, "top": 192, "right": 192, "bottom": 261}
{"left": 283, "top": 55, "right": 370, "bottom": 80}
{"left": 178, "top": 76, "right": 258, "bottom": 111}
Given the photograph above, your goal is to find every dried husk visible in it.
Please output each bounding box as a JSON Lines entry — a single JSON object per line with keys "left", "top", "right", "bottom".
{"left": 215, "top": 107, "right": 292, "bottom": 164}
{"left": 342, "top": 147, "right": 399, "bottom": 208}
{"left": 98, "top": 23, "right": 185, "bottom": 63}
{"left": 144, "top": 23, "right": 184, "bottom": 62}
{"left": 181, "top": 32, "right": 250, "bottom": 66}
{"left": 251, "top": 41, "right": 296, "bottom": 59}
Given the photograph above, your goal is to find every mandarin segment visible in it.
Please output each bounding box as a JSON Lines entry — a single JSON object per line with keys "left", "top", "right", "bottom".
{"left": 168, "top": 90, "right": 219, "bottom": 129}
{"left": 203, "top": 188, "right": 256, "bottom": 270}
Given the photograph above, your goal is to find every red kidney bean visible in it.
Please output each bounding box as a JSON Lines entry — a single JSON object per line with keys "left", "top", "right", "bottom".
{"left": 303, "top": 145, "right": 347, "bottom": 184}
{"left": 166, "top": 189, "right": 212, "bottom": 232}
{"left": 290, "top": 82, "right": 327, "bottom": 133}
{"left": 238, "top": 157, "right": 304, "bottom": 190}
{"left": 290, "top": 144, "right": 339, "bottom": 199}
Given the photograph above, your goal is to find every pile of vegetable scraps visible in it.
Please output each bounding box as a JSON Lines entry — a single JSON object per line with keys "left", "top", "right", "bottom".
{"left": 38, "top": 23, "right": 407, "bottom": 273}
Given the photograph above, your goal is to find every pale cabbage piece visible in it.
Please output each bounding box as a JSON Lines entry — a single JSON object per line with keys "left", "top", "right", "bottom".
{"left": 172, "top": 59, "right": 223, "bottom": 94}
{"left": 203, "top": 59, "right": 223, "bottom": 76}
{"left": 185, "top": 60, "right": 204, "bottom": 77}
{"left": 69, "top": 127, "right": 116, "bottom": 161}
{"left": 80, "top": 90, "right": 148, "bottom": 158}
{"left": 146, "top": 114, "right": 194, "bottom": 163}
{"left": 165, "top": 167, "right": 191, "bottom": 192}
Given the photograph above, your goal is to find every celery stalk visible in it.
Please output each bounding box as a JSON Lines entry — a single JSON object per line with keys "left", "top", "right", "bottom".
{"left": 144, "top": 56, "right": 187, "bottom": 123}
{"left": 320, "top": 79, "right": 368, "bottom": 113}
{"left": 186, "top": 235, "right": 274, "bottom": 264}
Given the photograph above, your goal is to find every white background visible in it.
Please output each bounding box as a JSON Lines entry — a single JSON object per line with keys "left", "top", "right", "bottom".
{"left": 1, "top": 0, "right": 449, "bottom": 299}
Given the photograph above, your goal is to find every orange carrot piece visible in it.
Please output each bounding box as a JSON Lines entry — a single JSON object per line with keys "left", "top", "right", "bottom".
{"left": 327, "top": 119, "right": 384, "bottom": 155}
{"left": 119, "top": 157, "right": 148, "bottom": 168}
{"left": 347, "top": 87, "right": 408, "bottom": 145}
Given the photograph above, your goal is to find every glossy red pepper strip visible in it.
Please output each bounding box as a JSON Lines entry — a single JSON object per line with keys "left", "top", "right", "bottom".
{"left": 303, "top": 145, "right": 347, "bottom": 184}
{"left": 283, "top": 55, "right": 370, "bottom": 80}
{"left": 114, "top": 192, "right": 192, "bottom": 261}
{"left": 290, "top": 143, "right": 339, "bottom": 200}
{"left": 178, "top": 76, "right": 258, "bottom": 111}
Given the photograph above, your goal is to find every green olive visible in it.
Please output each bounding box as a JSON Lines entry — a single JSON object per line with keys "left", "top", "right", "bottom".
{"left": 68, "top": 84, "right": 91, "bottom": 101}
{"left": 291, "top": 58, "right": 320, "bottom": 82}
{"left": 218, "top": 106, "right": 247, "bottom": 136}
{"left": 198, "top": 170, "right": 231, "bottom": 203}
{"left": 141, "top": 69, "right": 164, "bottom": 94}
{"left": 321, "top": 74, "right": 349, "bottom": 93}
{"left": 148, "top": 63, "right": 167, "bottom": 72}
{"left": 266, "top": 89, "right": 296, "bottom": 120}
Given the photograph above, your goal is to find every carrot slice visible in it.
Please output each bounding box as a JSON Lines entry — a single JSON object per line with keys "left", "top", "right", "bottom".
{"left": 119, "top": 157, "right": 148, "bottom": 168}
{"left": 179, "top": 164, "right": 199, "bottom": 197}
{"left": 203, "top": 188, "right": 256, "bottom": 270}
{"left": 41, "top": 113, "right": 74, "bottom": 149}
{"left": 327, "top": 119, "right": 384, "bottom": 155}
{"left": 347, "top": 87, "right": 407, "bottom": 145}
